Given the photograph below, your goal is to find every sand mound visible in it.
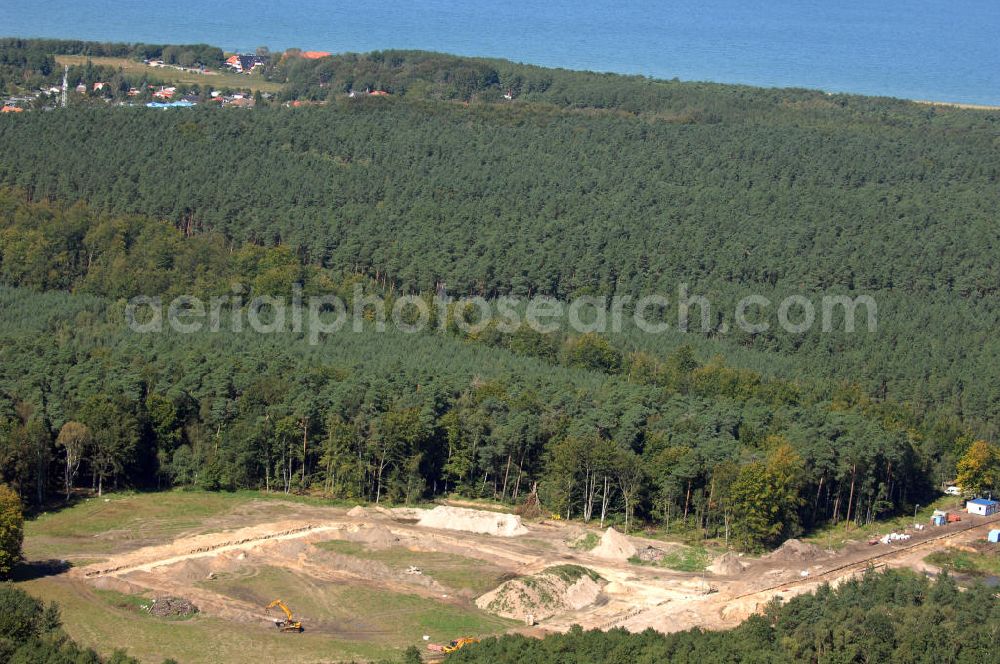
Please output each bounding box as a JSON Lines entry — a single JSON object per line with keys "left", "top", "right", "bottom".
{"left": 344, "top": 523, "right": 400, "bottom": 548}
{"left": 148, "top": 554, "right": 234, "bottom": 585}
{"left": 765, "top": 539, "right": 824, "bottom": 562}
{"left": 389, "top": 507, "right": 426, "bottom": 521}
{"left": 709, "top": 552, "right": 748, "bottom": 575}
{"left": 417, "top": 506, "right": 527, "bottom": 537}
{"left": 346, "top": 505, "right": 369, "bottom": 518}
{"left": 477, "top": 566, "right": 604, "bottom": 622}
{"left": 590, "top": 527, "right": 638, "bottom": 561}
{"left": 89, "top": 576, "right": 146, "bottom": 595}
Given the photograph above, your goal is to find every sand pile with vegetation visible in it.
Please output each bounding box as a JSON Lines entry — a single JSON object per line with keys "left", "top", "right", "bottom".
{"left": 417, "top": 505, "right": 528, "bottom": 537}
{"left": 590, "top": 527, "right": 638, "bottom": 561}
{"left": 476, "top": 565, "right": 604, "bottom": 622}
{"left": 708, "top": 552, "right": 748, "bottom": 575}
{"left": 764, "top": 539, "right": 824, "bottom": 562}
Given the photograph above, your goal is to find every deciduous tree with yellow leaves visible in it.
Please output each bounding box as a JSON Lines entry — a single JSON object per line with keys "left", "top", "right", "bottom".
{"left": 955, "top": 440, "right": 1000, "bottom": 495}
{"left": 0, "top": 483, "right": 23, "bottom": 578}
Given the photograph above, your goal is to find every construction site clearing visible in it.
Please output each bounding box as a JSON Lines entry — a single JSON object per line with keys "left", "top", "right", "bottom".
{"left": 27, "top": 496, "right": 1000, "bottom": 663}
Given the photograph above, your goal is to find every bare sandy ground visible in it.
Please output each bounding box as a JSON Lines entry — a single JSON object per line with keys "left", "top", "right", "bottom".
{"left": 74, "top": 503, "right": 1000, "bottom": 641}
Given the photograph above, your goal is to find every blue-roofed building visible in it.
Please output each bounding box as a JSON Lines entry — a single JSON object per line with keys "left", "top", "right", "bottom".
{"left": 966, "top": 498, "right": 999, "bottom": 516}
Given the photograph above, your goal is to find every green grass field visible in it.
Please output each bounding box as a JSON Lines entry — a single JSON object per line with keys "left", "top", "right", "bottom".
{"left": 657, "top": 546, "right": 713, "bottom": 572}
{"left": 20, "top": 574, "right": 394, "bottom": 663}
{"left": 314, "top": 540, "right": 509, "bottom": 595}
{"left": 201, "top": 565, "right": 512, "bottom": 643}
{"left": 24, "top": 490, "right": 297, "bottom": 560}
{"left": 925, "top": 547, "right": 1000, "bottom": 577}
{"left": 629, "top": 545, "right": 713, "bottom": 572}
{"left": 54, "top": 55, "right": 285, "bottom": 93}
{"left": 18, "top": 491, "right": 515, "bottom": 663}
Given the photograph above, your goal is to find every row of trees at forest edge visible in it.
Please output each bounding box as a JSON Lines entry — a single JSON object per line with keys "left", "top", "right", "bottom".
{"left": 2, "top": 286, "right": 996, "bottom": 551}
{"left": 10, "top": 379, "right": 982, "bottom": 552}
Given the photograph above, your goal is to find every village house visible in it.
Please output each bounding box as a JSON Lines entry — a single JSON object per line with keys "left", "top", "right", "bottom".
{"left": 225, "top": 54, "right": 267, "bottom": 73}
{"left": 350, "top": 88, "right": 390, "bottom": 98}
{"left": 1, "top": 105, "right": 24, "bottom": 113}
{"left": 152, "top": 86, "right": 177, "bottom": 100}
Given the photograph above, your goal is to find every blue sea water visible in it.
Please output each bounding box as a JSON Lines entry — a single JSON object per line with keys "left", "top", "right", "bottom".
{"left": 4, "top": 0, "right": 999, "bottom": 105}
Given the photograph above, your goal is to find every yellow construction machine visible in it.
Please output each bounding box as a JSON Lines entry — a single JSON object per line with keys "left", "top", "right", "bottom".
{"left": 427, "top": 636, "right": 480, "bottom": 657}
{"left": 265, "top": 599, "right": 303, "bottom": 633}
{"left": 443, "top": 637, "right": 480, "bottom": 653}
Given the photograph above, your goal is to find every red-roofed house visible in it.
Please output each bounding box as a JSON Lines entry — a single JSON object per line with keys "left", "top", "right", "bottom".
{"left": 301, "top": 51, "right": 332, "bottom": 60}
{"left": 2, "top": 105, "right": 24, "bottom": 113}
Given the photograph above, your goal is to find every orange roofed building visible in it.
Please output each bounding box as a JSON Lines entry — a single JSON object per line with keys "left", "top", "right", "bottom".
{"left": 1, "top": 106, "right": 24, "bottom": 113}
{"left": 301, "top": 51, "right": 332, "bottom": 59}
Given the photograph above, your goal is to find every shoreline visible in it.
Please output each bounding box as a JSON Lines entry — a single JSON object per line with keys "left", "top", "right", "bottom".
{"left": 14, "top": 38, "right": 1000, "bottom": 112}
{"left": 913, "top": 99, "right": 1000, "bottom": 111}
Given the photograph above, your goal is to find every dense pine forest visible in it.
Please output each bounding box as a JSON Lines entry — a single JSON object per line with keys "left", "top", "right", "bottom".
{"left": 1, "top": 55, "right": 998, "bottom": 432}
{"left": 0, "top": 188, "right": 983, "bottom": 552}
{"left": 0, "top": 41, "right": 999, "bottom": 552}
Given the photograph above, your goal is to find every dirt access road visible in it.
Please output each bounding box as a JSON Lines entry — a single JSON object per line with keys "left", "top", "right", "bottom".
{"left": 75, "top": 502, "right": 1000, "bottom": 644}
{"left": 576, "top": 513, "right": 1000, "bottom": 635}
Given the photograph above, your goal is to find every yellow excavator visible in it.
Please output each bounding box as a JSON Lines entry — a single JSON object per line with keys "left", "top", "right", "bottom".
{"left": 427, "top": 636, "right": 479, "bottom": 658}
{"left": 443, "top": 637, "right": 479, "bottom": 653}
{"left": 265, "top": 599, "right": 303, "bottom": 633}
